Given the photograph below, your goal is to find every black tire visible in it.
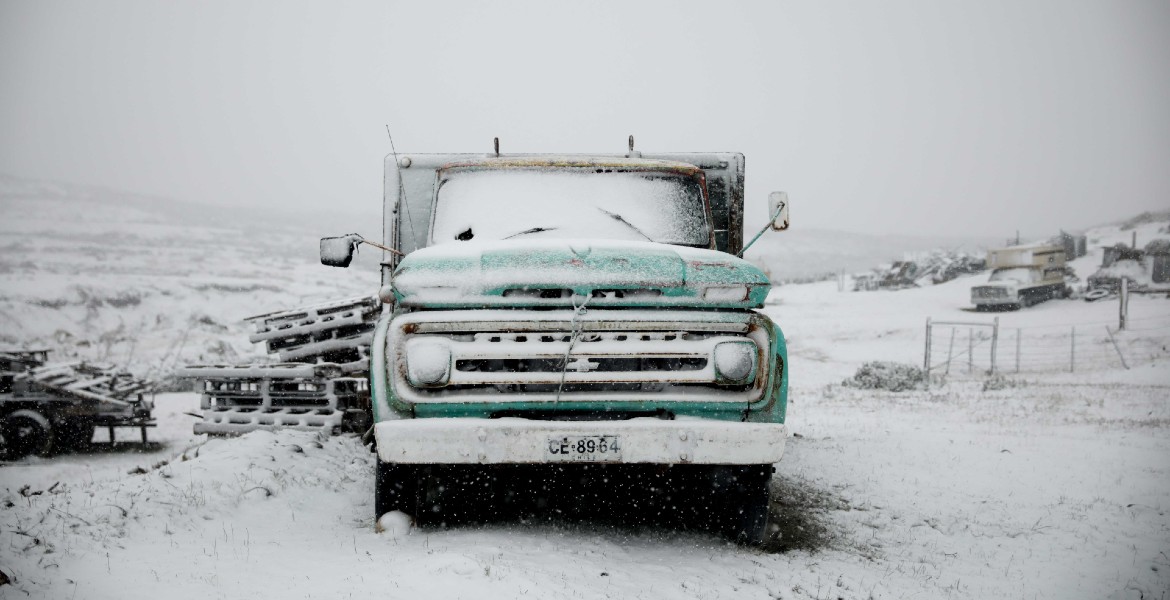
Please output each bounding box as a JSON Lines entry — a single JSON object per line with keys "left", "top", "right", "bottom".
{"left": 1, "top": 410, "right": 54, "bottom": 459}
{"left": 719, "top": 465, "right": 776, "bottom": 546}
{"left": 54, "top": 418, "right": 95, "bottom": 453}
{"left": 374, "top": 462, "right": 418, "bottom": 524}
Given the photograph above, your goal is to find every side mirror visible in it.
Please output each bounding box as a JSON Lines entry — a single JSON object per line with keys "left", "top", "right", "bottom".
{"left": 739, "top": 192, "right": 792, "bottom": 257}
{"left": 320, "top": 234, "right": 362, "bottom": 268}
{"left": 768, "top": 191, "right": 790, "bottom": 231}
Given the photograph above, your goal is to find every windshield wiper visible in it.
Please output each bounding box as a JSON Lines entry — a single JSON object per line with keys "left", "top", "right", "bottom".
{"left": 596, "top": 208, "right": 652, "bottom": 241}
{"left": 503, "top": 226, "right": 557, "bottom": 239}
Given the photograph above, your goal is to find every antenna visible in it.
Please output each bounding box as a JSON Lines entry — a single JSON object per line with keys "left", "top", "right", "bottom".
{"left": 626, "top": 134, "right": 641, "bottom": 158}
{"left": 385, "top": 124, "right": 416, "bottom": 255}
{"left": 493, "top": 137, "right": 500, "bottom": 157}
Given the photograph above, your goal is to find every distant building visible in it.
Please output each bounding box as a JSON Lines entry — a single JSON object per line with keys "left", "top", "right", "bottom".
{"left": 1053, "top": 230, "right": 1088, "bottom": 260}
{"left": 1146, "top": 239, "right": 1170, "bottom": 284}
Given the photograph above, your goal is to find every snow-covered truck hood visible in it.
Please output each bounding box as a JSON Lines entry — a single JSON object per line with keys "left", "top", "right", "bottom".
{"left": 391, "top": 239, "right": 771, "bottom": 309}
{"left": 972, "top": 282, "right": 1018, "bottom": 291}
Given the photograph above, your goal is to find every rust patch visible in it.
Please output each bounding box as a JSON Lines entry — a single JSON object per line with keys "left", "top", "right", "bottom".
{"left": 439, "top": 157, "right": 704, "bottom": 177}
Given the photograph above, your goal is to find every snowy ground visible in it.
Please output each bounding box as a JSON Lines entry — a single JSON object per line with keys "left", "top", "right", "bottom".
{"left": 2, "top": 182, "right": 1169, "bottom": 599}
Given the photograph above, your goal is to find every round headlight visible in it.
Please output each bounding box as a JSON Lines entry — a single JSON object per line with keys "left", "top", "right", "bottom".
{"left": 713, "top": 341, "right": 757, "bottom": 384}
{"left": 405, "top": 339, "right": 452, "bottom": 387}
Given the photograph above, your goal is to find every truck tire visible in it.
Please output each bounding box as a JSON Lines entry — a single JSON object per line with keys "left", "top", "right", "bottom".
{"left": 1084, "top": 288, "right": 1111, "bottom": 302}
{"left": 1, "top": 410, "right": 54, "bottom": 459}
{"left": 55, "top": 418, "right": 95, "bottom": 453}
{"left": 719, "top": 465, "right": 776, "bottom": 546}
{"left": 374, "top": 461, "right": 418, "bottom": 523}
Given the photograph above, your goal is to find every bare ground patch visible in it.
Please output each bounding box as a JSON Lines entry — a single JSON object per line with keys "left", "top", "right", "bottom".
{"left": 765, "top": 472, "right": 852, "bottom": 554}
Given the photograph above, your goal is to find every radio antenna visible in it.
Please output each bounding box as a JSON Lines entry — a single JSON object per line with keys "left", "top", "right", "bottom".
{"left": 385, "top": 124, "right": 417, "bottom": 252}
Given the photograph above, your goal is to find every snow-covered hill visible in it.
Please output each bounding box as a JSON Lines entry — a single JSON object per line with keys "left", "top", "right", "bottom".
{"left": 0, "top": 175, "right": 381, "bottom": 380}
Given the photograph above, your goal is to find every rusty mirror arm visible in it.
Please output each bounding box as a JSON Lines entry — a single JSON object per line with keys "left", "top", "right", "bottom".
{"left": 739, "top": 192, "right": 790, "bottom": 257}
{"left": 320, "top": 234, "right": 403, "bottom": 268}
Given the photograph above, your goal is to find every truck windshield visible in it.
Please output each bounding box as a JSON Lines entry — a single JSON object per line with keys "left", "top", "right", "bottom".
{"left": 430, "top": 168, "right": 711, "bottom": 247}
{"left": 989, "top": 267, "right": 1038, "bottom": 284}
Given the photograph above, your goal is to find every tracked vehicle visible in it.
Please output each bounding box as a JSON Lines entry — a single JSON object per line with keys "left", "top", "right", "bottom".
{"left": 972, "top": 244, "right": 1069, "bottom": 310}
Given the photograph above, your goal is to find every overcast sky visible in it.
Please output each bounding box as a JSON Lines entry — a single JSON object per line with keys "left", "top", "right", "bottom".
{"left": 2, "top": 0, "right": 1167, "bottom": 238}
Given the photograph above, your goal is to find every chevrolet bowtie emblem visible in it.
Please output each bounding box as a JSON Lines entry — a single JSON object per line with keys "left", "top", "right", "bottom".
{"left": 565, "top": 358, "right": 600, "bottom": 372}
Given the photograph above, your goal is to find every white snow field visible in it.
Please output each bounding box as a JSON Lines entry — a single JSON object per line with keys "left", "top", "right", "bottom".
{"left": 2, "top": 179, "right": 1168, "bottom": 599}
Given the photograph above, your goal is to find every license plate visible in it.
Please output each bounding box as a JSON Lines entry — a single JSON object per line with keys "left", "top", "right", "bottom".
{"left": 546, "top": 435, "right": 622, "bottom": 462}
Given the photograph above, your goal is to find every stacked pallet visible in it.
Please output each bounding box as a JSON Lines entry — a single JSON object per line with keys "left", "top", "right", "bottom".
{"left": 179, "top": 296, "right": 379, "bottom": 435}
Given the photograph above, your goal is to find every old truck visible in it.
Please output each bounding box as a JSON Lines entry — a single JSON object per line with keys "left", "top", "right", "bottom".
{"left": 971, "top": 244, "right": 1069, "bottom": 310}
{"left": 321, "top": 142, "right": 791, "bottom": 544}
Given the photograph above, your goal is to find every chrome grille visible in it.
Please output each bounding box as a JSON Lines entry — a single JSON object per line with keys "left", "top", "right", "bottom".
{"left": 387, "top": 309, "right": 769, "bottom": 405}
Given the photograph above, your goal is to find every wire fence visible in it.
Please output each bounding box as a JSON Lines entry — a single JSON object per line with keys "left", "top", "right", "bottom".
{"left": 924, "top": 313, "right": 1170, "bottom": 378}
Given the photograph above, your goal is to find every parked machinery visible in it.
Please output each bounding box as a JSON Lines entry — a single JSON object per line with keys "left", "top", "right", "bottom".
{"left": 0, "top": 350, "right": 155, "bottom": 459}
{"left": 1086, "top": 241, "right": 1170, "bottom": 297}
{"left": 971, "top": 245, "right": 1069, "bottom": 310}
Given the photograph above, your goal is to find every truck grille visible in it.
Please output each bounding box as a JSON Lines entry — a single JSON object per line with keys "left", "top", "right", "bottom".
{"left": 387, "top": 309, "right": 770, "bottom": 404}
{"left": 972, "top": 287, "right": 1009, "bottom": 299}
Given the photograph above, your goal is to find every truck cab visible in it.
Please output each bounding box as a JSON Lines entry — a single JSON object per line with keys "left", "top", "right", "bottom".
{"left": 323, "top": 149, "right": 790, "bottom": 544}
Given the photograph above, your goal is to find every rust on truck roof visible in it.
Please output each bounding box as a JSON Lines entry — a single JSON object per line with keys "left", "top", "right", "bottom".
{"left": 438, "top": 156, "right": 706, "bottom": 176}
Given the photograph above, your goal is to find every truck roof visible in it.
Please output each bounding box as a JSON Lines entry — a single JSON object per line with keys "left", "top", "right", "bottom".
{"left": 436, "top": 156, "right": 704, "bottom": 176}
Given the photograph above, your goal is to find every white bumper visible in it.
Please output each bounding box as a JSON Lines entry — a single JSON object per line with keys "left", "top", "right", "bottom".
{"left": 375, "top": 417, "right": 787, "bottom": 465}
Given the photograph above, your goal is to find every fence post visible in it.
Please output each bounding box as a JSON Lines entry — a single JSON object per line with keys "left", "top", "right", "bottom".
{"left": 968, "top": 328, "right": 974, "bottom": 373}
{"left": 1015, "top": 328, "right": 1021, "bottom": 373}
{"left": 1070, "top": 326, "right": 1076, "bottom": 373}
{"left": 990, "top": 317, "right": 999, "bottom": 374}
{"left": 923, "top": 317, "right": 932, "bottom": 379}
{"left": 1119, "top": 278, "right": 1129, "bottom": 331}
{"left": 945, "top": 328, "right": 956, "bottom": 375}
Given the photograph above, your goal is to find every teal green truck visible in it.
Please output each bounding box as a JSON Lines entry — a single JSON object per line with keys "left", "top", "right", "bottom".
{"left": 321, "top": 146, "right": 791, "bottom": 544}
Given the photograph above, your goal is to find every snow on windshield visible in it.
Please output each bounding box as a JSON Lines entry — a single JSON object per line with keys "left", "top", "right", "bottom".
{"left": 429, "top": 168, "right": 710, "bottom": 247}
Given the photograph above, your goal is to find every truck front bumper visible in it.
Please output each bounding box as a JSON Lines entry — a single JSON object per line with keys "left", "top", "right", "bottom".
{"left": 973, "top": 297, "right": 1018, "bottom": 307}
{"left": 374, "top": 418, "right": 787, "bottom": 465}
